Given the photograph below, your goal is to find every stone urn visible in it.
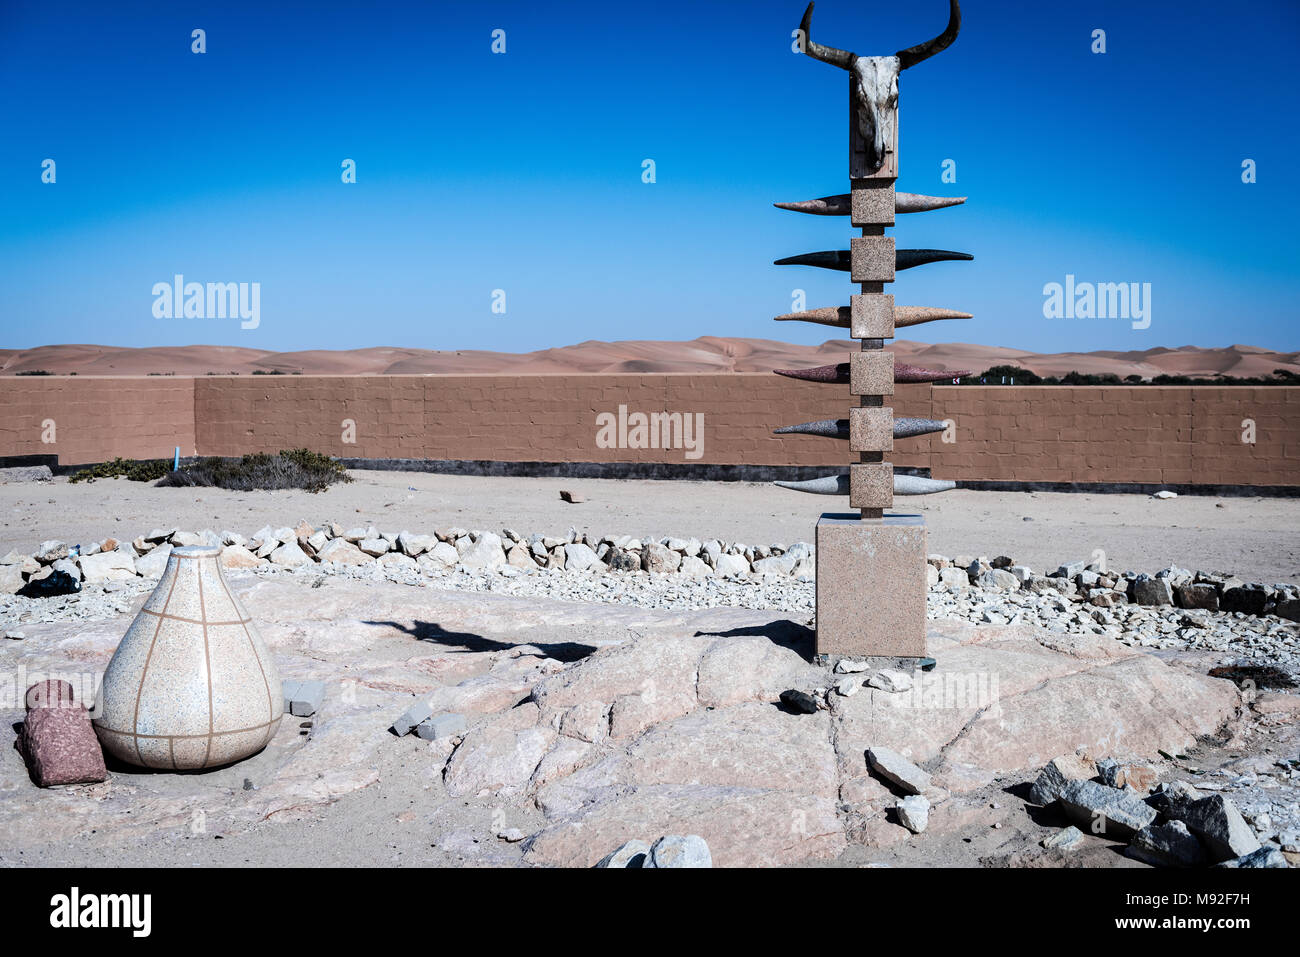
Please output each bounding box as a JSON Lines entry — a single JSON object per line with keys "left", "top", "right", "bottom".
{"left": 94, "top": 545, "right": 283, "bottom": 770}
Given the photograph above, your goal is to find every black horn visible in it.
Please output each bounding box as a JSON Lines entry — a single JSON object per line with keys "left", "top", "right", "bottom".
{"left": 896, "top": 0, "right": 961, "bottom": 69}
{"left": 797, "top": 2, "right": 855, "bottom": 70}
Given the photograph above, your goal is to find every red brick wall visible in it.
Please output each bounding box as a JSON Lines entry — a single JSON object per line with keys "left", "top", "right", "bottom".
{"left": 2, "top": 375, "right": 1296, "bottom": 487}
{"left": 0, "top": 377, "right": 195, "bottom": 466}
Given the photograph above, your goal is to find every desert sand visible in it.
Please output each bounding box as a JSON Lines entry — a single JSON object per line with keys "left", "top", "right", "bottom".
{"left": 3, "top": 470, "right": 1297, "bottom": 584}
{"left": 2, "top": 339, "right": 1297, "bottom": 380}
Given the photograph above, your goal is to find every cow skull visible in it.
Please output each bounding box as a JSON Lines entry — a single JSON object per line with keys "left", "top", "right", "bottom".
{"left": 797, "top": 1, "right": 961, "bottom": 174}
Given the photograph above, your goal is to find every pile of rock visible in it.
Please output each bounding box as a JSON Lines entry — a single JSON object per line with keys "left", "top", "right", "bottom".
{"left": 1029, "top": 751, "right": 1288, "bottom": 867}
{"left": 927, "top": 554, "right": 1300, "bottom": 622}
{"left": 0, "top": 523, "right": 817, "bottom": 594}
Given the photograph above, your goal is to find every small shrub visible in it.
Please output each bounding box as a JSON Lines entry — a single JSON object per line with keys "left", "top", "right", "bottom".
{"left": 158, "top": 449, "right": 351, "bottom": 493}
{"left": 70, "top": 457, "right": 172, "bottom": 484}
{"left": 16, "top": 369, "right": 52, "bottom": 376}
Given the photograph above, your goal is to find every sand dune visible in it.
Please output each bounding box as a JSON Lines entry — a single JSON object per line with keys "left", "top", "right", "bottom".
{"left": 2, "top": 339, "right": 1297, "bottom": 379}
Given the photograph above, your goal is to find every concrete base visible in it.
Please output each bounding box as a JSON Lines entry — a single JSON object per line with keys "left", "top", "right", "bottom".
{"left": 815, "top": 513, "right": 927, "bottom": 660}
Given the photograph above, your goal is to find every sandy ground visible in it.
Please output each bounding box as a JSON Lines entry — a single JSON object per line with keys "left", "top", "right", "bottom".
{"left": 1, "top": 469, "right": 1297, "bottom": 583}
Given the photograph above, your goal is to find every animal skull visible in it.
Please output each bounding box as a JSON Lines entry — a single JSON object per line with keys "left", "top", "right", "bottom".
{"left": 850, "top": 56, "right": 901, "bottom": 174}
{"left": 798, "top": 1, "right": 961, "bottom": 175}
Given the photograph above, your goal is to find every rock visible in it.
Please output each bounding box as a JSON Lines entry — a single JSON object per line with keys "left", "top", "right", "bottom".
{"left": 1025, "top": 575, "right": 1072, "bottom": 595}
{"left": 1057, "top": 780, "right": 1157, "bottom": 840}
{"left": 397, "top": 531, "right": 435, "bottom": 557}
{"left": 17, "top": 686, "right": 107, "bottom": 787}
{"left": 0, "top": 465, "right": 53, "bottom": 483}
{"left": 605, "top": 548, "right": 640, "bottom": 572}
{"left": 1097, "top": 759, "right": 1159, "bottom": 794}
{"left": 753, "top": 554, "right": 797, "bottom": 577}
{"left": 678, "top": 555, "right": 713, "bottom": 579}
{"left": 1173, "top": 794, "right": 1262, "bottom": 863}
{"left": 0, "top": 563, "right": 25, "bottom": 595}
{"left": 834, "top": 677, "right": 860, "bottom": 697}
{"left": 1147, "top": 780, "right": 1204, "bottom": 820}
{"left": 939, "top": 567, "right": 969, "bottom": 588}
{"left": 834, "top": 659, "right": 872, "bottom": 674}
{"left": 1055, "top": 560, "right": 1087, "bottom": 578}
{"left": 712, "top": 553, "right": 750, "bottom": 578}
{"left": 35, "top": 541, "right": 69, "bottom": 564}
{"left": 220, "top": 530, "right": 247, "bottom": 547}
{"left": 357, "top": 537, "right": 390, "bottom": 557}
{"left": 867, "top": 669, "right": 912, "bottom": 693}
{"left": 1216, "top": 846, "right": 1288, "bottom": 869}
{"left": 645, "top": 834, "right": 712, "bottom": 868}
{"left": 896, "top": 795, "right": 930, "bottom": 833}
{"left": 415, "top": 712, "right": 467, "bottom": 741}
{"left": 496, "top": 828, "right": 526, "bottom": 843}
{"left": 269, "top": 541, "right": 311, "bottom": 567}
{"left": 220, "top": 543, "right": 264, "bottom": 569}
{"left": 977, "top": 569, "right": 1021, "bottom": 591}
{"left": 1175, "top": 582, "right": 1219, "bottom": 611}
{"left": 595, "top": 839, "right": 650, "bottom": 868}
{"left": 75, "top": 548, "right": 134, "bottom": 582}
{"left": 442, "top": 725, "right": 555, "bottom": 798}
{"left": 281, "top": 679, "right": 326, "bottom": 717}
{"left": 458, "top": 532, "right": 506, "bottom": 570}
{"left": 564, "top": 542, "right": 602, "bottom": 573}
{"left": 641, "top": 543, "right": 681, "bottom": 574}
{"left": 390, "top": 700, "right": 434, "bottom": 737}
{"left": 1220, "top": 584, "right": 1268, "bottom": 616}
{"left": 1152, "top": 490, "right": 1177, "bottom": 499}
{"left": 559, "top": 490, "right": 585, "bottom": 504}
{"left": 303, "top": 530, "right": 329, "bottom": 555}
{"left": 1127, "top": 820, "right": 1206, "bottom": 868}
{"left": 779, "top": 689, "right": 819, "bottom": 714}
{"left": 134, "top": 542, "right": 174, "bottom": 577}
{"left": 1131, "top": 575, "right": 1173, "bottom": 606}
{"left": 1029, "top": 752, "right": 1098, "bottom": 806}
{"left": 559, "top": 701, "right": 608, "bottom": 743}
{"left": 425, "top": 541, "right": 460, "bottom": 568}
{"left": 315, "top": 539, "right": 371, "bottom": 565}
{"left": 866, "top": 747, "right": 930, "bottom": 795}
{"left": 926, "top": 564, "right": 939, "bottom": 586}
{"left": 1041, "top": 826, "right": 1085, "bottom": 851}
{"left": 506, "top": 545, "right": 538, "bottom": 569}
{"left": 171, "top": 531, "right": 204, "bottom": 547}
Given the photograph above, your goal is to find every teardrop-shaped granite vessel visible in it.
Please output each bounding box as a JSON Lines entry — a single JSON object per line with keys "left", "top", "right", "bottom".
{"left": 93, "top": 545, "right": 283, "bottom": 770}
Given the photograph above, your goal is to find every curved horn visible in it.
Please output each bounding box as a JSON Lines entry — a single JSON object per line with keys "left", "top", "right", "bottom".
{"left": 798, "top": 2, "right": 855, "bottom": 70}
{"left": 896, "top": 0, "right": 961, "bottom": 70}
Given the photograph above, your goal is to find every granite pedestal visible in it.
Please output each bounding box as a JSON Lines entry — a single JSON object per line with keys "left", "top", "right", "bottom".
{"left": 815, "top": 513, "right": 927, "bottom": 665}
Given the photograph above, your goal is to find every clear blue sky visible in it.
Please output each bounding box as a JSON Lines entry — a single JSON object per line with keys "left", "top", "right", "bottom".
{"left": 1, "top": 0, "right": 1296, "bottom": 355}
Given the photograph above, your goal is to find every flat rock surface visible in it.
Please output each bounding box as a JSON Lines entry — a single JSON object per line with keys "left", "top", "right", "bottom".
{"left": 0, "top": 574, "right": 1255, "bottom": 866}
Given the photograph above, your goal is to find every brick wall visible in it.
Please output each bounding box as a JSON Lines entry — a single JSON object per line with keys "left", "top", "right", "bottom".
{"left": 0, "top": 377, "right": 195, "bottom": 466}
{"left": 2, "top": 375, "right": 1296, "bottom": 487}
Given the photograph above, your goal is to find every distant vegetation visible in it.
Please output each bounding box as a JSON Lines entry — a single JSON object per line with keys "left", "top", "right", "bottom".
{"left": 956, "top": 365, "right": 1300, "bottom": 386}
{"left": 15, "top": 369, "right": 52, "bottom": 376}
{"left": 158, "top": 449, "right": 351, "bottom": 493}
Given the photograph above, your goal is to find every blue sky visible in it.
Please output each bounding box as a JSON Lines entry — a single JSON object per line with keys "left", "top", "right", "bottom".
{"left": 1, "top": 0, "right": 1297, "bottom": 355}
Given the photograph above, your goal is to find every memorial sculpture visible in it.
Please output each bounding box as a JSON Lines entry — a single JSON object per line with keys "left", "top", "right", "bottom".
{"left": 94, "top": 545, "right": 284, "bottom": 770}
{"left": 771, "top": 1, "right": 970, "bottom": 663}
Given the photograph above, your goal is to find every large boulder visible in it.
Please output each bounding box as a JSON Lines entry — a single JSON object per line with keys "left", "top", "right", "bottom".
{"left": 77, "top": 549, "right": 137, "bottom": 583}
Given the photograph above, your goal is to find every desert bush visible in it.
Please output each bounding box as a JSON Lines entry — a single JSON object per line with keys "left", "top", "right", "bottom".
{"left": 157, "top": 449, "right": 351, "bottom": 493}
{"left": 70, "top": 457, "right": 172, "bottom": 484}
